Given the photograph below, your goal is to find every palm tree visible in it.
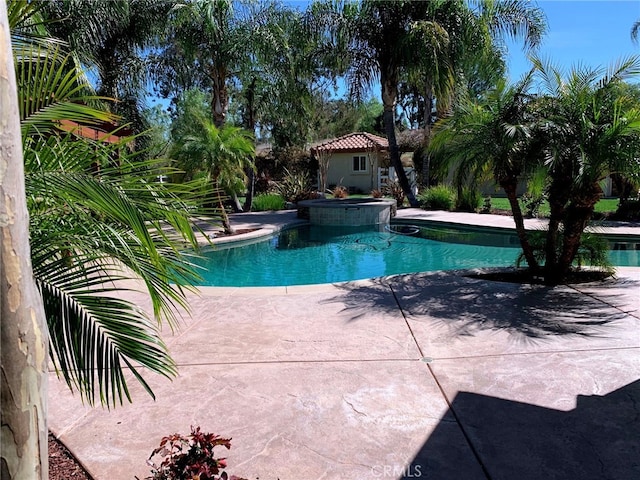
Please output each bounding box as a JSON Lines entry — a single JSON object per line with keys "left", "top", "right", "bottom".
{"left": 171, "top": 103, "right": 255, "bottom": 234}
{"left": 430, "top": 73, "right": 542, "bottom": 269}
{"left": 9, "top": 0, "right": 215, "bottom": 410}
{"left": 233, "top": 1, "right": 346, "bottom": 149}
{"left": 339, "top": 0, "right": 546, "bottom": 207}
{"left": 154, "top": 0, "right": 256, "bottom": 127}
{"left": 533, "top": 55, "right": 640, "bottom": 282}
{"left": 39, "top": 0, "right": 175, "bottom": 135}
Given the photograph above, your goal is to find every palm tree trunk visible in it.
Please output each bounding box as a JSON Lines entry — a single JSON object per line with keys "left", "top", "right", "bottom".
{"left": 215, "top": 183, "right": 234, "bottom": 235}
{"left": 218, "top": 190, "right": 234, "bottom": 235}
{"left": 501, "top": 179, "right": 538, "bottom": 270}
{"left": 421, "top": 82, "right": 434, "bottom": 188}
{"left": 558, "top": 189, "right": 600, "bottom": 275}
{"left": 1, "top": 5, "right": 49, "bottom": 475}
{"left": 210, "top": 66, "right": 228, "bottom": 128}
{"left": 242, "top": 77, "right": 257, "bottom": 212}
{"left": 558, "top": 205, "right": 591, "bottom": 276}
{"left": 230, "top": 192, "right": 243, "bottom": 213}
{"left": 544, "top": 178, "right": 570, "bottom": 284}
{"left": 243, "top": 168, "right": 255, "bottom": 212}
{"left": 381, "top": 76, "right": 419, "bottom": 207}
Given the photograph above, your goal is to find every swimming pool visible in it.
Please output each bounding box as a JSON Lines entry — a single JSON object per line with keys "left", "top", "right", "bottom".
{"left": 191, "top": 223, "right": 639, "bottom": 287}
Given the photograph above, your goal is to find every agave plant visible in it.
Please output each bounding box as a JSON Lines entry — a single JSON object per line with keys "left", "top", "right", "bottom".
{"left": 11, "top": 0, "right": 216, "bottom": 406}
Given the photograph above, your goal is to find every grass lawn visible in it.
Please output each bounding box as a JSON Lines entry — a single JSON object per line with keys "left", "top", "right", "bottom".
{"left": 489, "top": 197, "right": 619, "bottom": 216}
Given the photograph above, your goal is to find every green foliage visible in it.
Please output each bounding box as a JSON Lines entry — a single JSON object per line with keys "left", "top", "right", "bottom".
{"left": 238, "top": 2, "right": 337, "bottom": 150}
{"left": 171, "top": 120, "right": 255, "bottom": 196}
{"left": 517, "top": 231, "right": 614, "bottom": 275}
{"left": 532, "top": 54, "right": 640, "bottom": 280}
{"left": 481, "top": 196, "right": 492, "bottom": 213}
{"left": 429, "top": 72, "right": 543, "bottom": 268}
{"left": 146, "top": 426, "right": 246, "bottom": 480}
{"left": 39, "top": 0, "right": 173, "bottom": 142}
{"left": 275, "top": 168, "right": 314, "bottom": 203}
{"left": 12, "top": 1, "right": 214, "bottom": 406}
{"left": 456, "top": 187, "right": 482, "bottom": 212}
{"left": 312, "top": 97, "right": 385, "bottom": 140}
{"left": 383, "top": 179, "right": 405, "bottom": 207}
{"left": 170, "top": 92, "right": 255, "bottom": 231}
{"left": 252, "top": 193, "right": 285, "bottom": 211}
{"left": 612, "top": 199, "right": 640, "bottom": 220}
{"left": 519, "top": 192, "right": 545, "bottom": 218}
{"left": 151, "top": 0, "right": 243, "bottom": 126}
{"left": 519, "top": 166, "right": 548, "bottom": 217}
{"left": 419, "top": 185, "right": 456, "bottom": 211}
{"left": 331, "top": 185, "right": 349, "bottom": 199}
{"left": 143, "top": 104, "right": 172, "bottom": 158}
{"left": 26, "top": 142, "right": 212, "bottom": 405}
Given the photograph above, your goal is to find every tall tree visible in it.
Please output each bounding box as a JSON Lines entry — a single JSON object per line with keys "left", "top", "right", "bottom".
{"left": 533, "top": 55, "right": 640, "bottom": 283}
{"left": 238, "top": 1, "right": 341, "bottom": 151}
{"left": 171, "top": 91, "right": 255, "bottom": 233}
{"left": 430, "top": 73, "right": 542, "bottom": 269}
{"left": 339, "top": 0, "right": 546, "bottom": 207}
{"left": 1, "top": 1, "right": 48, "bottom": 476}
{"left": 40, "top": 0, "right": 175, "bottom": 134}
{"left": 343, "top": 0, "right": 423, "bottom": 206}
{"left": 153, "top": 0, "right": 251, "bottom": 127}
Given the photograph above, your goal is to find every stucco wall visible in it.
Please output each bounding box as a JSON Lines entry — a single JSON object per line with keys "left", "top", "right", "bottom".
{"left": 323, "top": 152, "right": 380, "bottom": 193}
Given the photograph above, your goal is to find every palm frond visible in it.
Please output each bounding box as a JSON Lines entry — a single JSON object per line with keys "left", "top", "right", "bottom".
{"left": 35, "top": 257, "right": 176, "bottom": 407}
{"left": 601, "top": 54, "right": 640, "bottom": 87}
{"left": 633, "top": 19, "right": 640, "bottom": 43}
{"left": 474, "top": 0, "right": 547, "bottom": 50}
{"left": 23, "top": 130, "right": 215, "bottom": 405}
{"left": 17, "top": 43, "right": 115, "bottom": 136}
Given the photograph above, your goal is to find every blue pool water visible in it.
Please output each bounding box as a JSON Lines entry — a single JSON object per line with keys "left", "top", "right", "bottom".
{"left": 191, "top": 224, "right": 639, "bottom": 287}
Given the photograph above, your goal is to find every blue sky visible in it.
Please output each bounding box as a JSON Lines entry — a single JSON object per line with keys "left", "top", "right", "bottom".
{"left": 505, "top": 0, "right": 640, "bottom": 81}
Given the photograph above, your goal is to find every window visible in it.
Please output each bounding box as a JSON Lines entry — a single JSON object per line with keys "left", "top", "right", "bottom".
{"left": 352, "top": 155, "right": 367, "bottom": 172}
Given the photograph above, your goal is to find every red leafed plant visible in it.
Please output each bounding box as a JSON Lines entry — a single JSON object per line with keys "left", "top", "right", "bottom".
{"left": 146, "top": 426, "right": 247, "bottom": 480}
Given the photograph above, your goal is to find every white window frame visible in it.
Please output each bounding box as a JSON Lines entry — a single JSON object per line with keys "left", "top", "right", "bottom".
{"left": 352, "top": 155, "right": 368, "bottom": 173}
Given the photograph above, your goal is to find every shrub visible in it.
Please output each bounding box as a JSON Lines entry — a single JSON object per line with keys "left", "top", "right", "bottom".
{"left": 383, "top": 180, "right": 405, "bottom": 207}
{"left": 520, "top": 192, "right": 545, "bottom": 218}
{"left": 254, "top": 171, "right": 275, "bottom": 195}
{"left": 331, "top": 185, "right": 349, "bottom": 198}
{"left": 611, "top": 199, "right": 640, "bottom": 221}
{"left": 252, "top": 193, "right": 285, "bottom": 211}
{"left": 516, "top": 231, "right": 614, "bottom": 276}
{"left": 146, "top": 426, "right": 247, "bottom": 480}
{"left": 419, "top": 185, "right": 455, "bottom": 211}
{"left": 456, "top": 187, "right": 482, "bottom": 212}
{"left": 275, "top": 168, "right": 314, "bottom": 203}
{"left": 481, "top": 196, "right": 492, "bottom": 214}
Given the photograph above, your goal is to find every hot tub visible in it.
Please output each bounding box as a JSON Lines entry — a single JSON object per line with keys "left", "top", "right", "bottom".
{"left": 297, "top": 198, "right": 396, "bottom": 226}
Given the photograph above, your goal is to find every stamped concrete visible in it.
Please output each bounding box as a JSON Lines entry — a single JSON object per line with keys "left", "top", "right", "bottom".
{"left": 47, "top": 211, "right": 640, "bottom": 480}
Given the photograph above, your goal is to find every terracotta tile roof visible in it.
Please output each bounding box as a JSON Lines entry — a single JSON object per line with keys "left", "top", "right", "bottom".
{"left": 58, "top": 119, "right": 132, "bottom": 144}
{"left": 311, "top": 132, "right": 389, "bottom": 153}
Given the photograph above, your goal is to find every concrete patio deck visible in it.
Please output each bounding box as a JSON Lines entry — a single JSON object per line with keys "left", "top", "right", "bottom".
{"left": 48, "top": 210, "right": 640, "bottom": 480}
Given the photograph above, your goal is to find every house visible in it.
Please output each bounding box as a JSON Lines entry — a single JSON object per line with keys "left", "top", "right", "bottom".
{"left": 310, "top": 132, "right": 417, "bottom": 195}
{"left": 57, "top": 119, "right": 133, "bottom": 144}
{"left": 56, "top": 119, "right": 134, "bottom": 174}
